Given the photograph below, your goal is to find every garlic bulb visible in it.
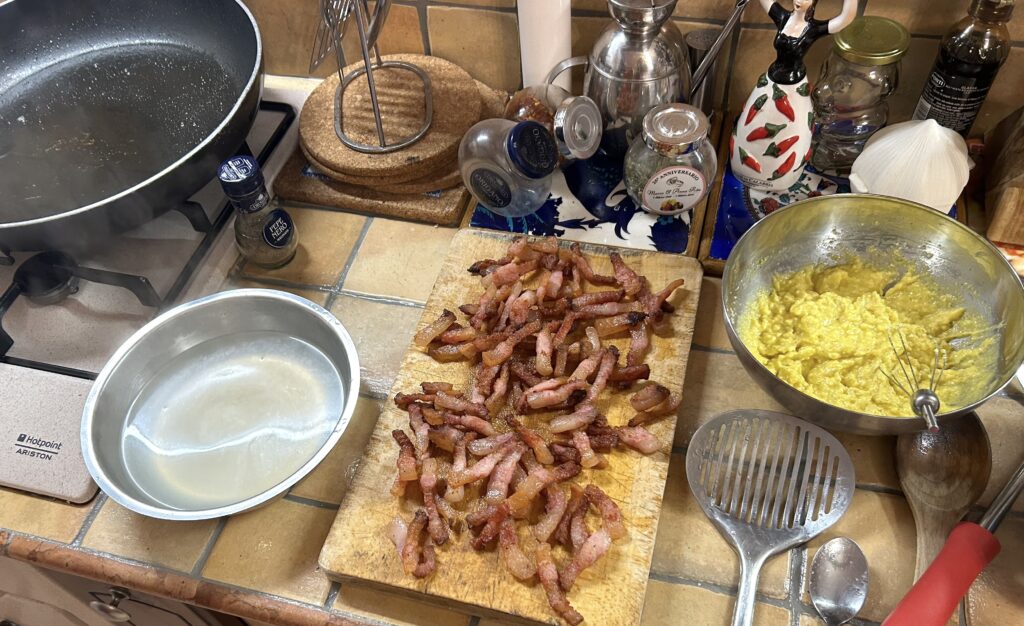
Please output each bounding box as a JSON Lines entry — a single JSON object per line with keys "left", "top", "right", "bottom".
{"left": 849, "top": 119, "right": 971, "bottom": 212}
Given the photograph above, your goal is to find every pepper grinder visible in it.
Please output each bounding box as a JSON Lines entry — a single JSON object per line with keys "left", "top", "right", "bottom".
{"left": 729, "top": 0, "right": 856, "bottom": 191}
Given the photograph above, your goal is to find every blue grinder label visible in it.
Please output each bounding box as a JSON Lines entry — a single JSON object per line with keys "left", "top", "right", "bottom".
{"left": 262, "top": 209, "right": 295, "bottom": 249}
{"left": 469, "top": 169, "right": 512, "bottom": 209}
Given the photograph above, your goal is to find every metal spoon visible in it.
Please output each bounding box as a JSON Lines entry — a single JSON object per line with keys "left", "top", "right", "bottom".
{"left": 809, "top": 538, "right": 869, "bottom": 626}
{"left": 896, "top": 411, "right": 991, "bottom": 580}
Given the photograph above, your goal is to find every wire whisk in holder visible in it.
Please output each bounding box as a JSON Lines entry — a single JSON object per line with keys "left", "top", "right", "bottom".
{"left": 880, "top": 330, "right": 948, "bottom": 433}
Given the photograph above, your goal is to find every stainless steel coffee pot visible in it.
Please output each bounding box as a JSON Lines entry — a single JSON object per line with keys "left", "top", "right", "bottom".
{"left": 546, "top": 0, "right": 690, "bottom": 154}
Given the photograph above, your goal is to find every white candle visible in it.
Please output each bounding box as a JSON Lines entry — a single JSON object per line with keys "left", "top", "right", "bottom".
{"left": 517, "top": 0, "right": 571, "bottom": 90}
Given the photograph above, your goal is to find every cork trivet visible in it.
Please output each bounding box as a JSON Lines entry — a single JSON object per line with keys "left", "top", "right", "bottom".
{"left": 301, "top": 147, "right": 462, "bottom": 194}
{"left": 275, "top": 149, "right": 469, "bottom": 226}
{"left": 300, "top": 54, "right": 481, "bottom": 180}
{"left": 299, "top": 80, "right": 508, "bottom": 194}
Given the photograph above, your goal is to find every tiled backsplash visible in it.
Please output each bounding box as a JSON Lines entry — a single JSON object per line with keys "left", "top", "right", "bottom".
{"left": 246, "top": 0, "right": 1024, "bottom": 135}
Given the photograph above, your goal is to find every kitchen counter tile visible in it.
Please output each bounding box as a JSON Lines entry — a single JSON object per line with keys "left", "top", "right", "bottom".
{"left": 82, "top": 500, "right": 218, "bottom": 573}
{"left": 975, "top": 395, "right": 1024, "bottom": 513}
{"left": 801, "top": 490, "right": 916, "bottom": 623}
{"left": 202, "top": 498, "right": 336, "bottom": 605}
{"left": 0, "top": 489, "right": 92, "bottom": 544}
{"left": 640, "top": 579, "right": 791, "bottom": 626}
{"left": 832, "top": 432, "right": 900, "bottom": 492}
{"left": 290, "top": 397, "right": 383, "bottom": 505}
{"left": 426, "top": 6, "right": 521, "bottom": 92}
{"left": 693, "top": 277, "right": 732, "bottom": 351}
{"left": 333, "top": 582, "right": 472, "bottom": 626}
{"left": 329, "top": 294, "right": 423, "bottom": 397}
{"left": 676, "top": 349, "right": 786, "bottom": 447}
{"left": 652, "top": 454, "right": 790, "bottom": 600}
{"left": 967, "top": 516, "right": 1024, "bottom": 626}
{"left": 240, "top": 207, "right": 366, "bottom": 288}
{"left": 225, "top": 278, "right": 331, "bottom": 306}
{"left": 343, "top": 221, "right": 458, "bottom": 303}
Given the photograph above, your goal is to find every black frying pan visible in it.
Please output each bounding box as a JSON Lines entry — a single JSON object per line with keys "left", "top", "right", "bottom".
{"left": 0, "top": 0, "right": 262, "bottom": 251}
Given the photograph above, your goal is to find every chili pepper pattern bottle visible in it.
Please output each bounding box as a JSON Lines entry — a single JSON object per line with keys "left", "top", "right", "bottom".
{"left": 730, "top": 0, "right": 857, "bottom": 191}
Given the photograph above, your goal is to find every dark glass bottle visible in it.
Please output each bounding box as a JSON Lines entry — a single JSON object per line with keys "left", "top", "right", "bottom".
{"left": 912, "top": 0, "right": 1013, "bottom": 136}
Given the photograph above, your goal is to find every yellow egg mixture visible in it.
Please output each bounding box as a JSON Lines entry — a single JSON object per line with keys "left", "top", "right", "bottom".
{"left": 738, "top": 259, "right": 996, "bottom": 417}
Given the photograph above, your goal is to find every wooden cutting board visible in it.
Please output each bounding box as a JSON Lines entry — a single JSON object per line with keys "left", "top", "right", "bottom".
{"left": 319, "top": 229, "right": 703, "bottom": 626}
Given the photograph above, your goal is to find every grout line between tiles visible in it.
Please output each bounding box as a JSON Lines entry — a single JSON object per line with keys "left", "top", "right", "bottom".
{"left": 283, "top": 493, "right": 341, "bottom": 510}
{"left": 232, "top": 274, "right": 334, "bottom": 294}
{"left": 647, "top": 570, "right": 790, "bottom": 609}
{"left": 71, "top": 493, "right": 108, "bottom": 547}
{"left": 425, "top": 0, "right": 516, "bottom": 13}
{"left": 336, "top": 289, "right": 426, "bottom": 309}
{"left": 335, "top": 217, "right": 374, "bottom": 291}
{"left": 324, "top": 580, "right": 341, "bottom": 610}
{"left": 191, "top": 517, "right": 228, "bottom": 577}
{"left": 690, "top": 342, "right": 736, "bottom": 355}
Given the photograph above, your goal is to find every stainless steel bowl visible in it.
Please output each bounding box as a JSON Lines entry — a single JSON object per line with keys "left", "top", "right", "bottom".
{"left": 722, "top": 194, "right": 1024, "bottom": 435}
{"left": 81, "top": 289, "right": 360, "bottom": 520}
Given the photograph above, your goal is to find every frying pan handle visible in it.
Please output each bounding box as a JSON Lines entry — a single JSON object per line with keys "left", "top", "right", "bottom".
{"left": 882, "top": 522, "right": 1000, "bottom": 626}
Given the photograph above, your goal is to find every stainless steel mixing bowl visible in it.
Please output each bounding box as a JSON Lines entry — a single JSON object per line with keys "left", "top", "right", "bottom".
{"left": 722, "top": 194, "right": 1024, "bottom": 435}
{"left": 82, "top": 289, "right": 360, "bottom": 520}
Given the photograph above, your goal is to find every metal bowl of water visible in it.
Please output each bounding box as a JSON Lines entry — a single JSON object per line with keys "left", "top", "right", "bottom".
{"left": 81, "top": 289, "right": 360, "bottom": 520}
{"left": 722, "top": 194, "right": 1024, "bottom": 435}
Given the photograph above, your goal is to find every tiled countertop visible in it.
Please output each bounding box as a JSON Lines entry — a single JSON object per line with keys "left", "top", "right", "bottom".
{"left": 2, "top": 206, "right": 1023, "bottom": 626}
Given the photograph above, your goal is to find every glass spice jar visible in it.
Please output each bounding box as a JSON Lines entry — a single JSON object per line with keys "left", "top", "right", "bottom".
{"left": 624, "top": 103, "right": 716, "bottom": 216}
{"left": 505, "top": 84, "right": 603, "bottom": 161}
{"left": 217, "top": 156, "right": 297, "bottom": 268}
{"left": 811, "top": 16, "right": 909, "bottom": 172}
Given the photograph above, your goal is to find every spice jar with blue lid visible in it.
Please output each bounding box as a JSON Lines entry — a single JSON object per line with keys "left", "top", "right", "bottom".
{"left": 459, "top": 119, "right": 559, "bottom": 218}
{"left": 218, "top": 155, "right": 298, "bottom": 268}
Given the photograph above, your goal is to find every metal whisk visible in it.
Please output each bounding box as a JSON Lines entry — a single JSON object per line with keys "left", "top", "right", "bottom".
{"left": 880, "top": 331, "right": 947, "bottom": 432}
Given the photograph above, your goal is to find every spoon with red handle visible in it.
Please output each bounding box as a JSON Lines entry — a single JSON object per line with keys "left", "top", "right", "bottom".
{"left": 882, "top": 459, "right": 1024, "bottom": 626}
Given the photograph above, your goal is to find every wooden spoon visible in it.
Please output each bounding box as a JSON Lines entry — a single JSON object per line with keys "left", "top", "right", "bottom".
{"left": 896, "top": 411, "right": 992, "bottom": 581}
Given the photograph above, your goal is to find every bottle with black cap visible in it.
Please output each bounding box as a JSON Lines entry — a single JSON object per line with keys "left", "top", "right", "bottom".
{"left": 217, "top": 156, "right": 298, "bottom": 268}
{"left": 458, "top": 119, "right": 559, "bottom": 218}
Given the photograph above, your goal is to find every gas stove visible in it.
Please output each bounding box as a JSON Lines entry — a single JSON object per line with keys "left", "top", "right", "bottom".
{"left": 0, "top": 81, "right": 311, "bottom": 502}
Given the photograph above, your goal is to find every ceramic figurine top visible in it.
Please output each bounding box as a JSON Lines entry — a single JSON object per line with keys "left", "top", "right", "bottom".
{"left": 730, "top": 0, "right": 856, "bottom": 191}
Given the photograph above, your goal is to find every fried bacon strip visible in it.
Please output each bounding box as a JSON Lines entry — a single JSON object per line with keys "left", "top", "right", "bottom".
{"left": 471, "top": 503, "right": 509, "bottom": 550}
{"left": 414, "top": 309, "right": 457, "bottom": 347}
{"left": 551, "top": 443, "right": 581, "bottom": 464}
{"left": 568, "top": 242, "right": 616, "bottom": 286}
{"left": 392, "top": 430, "right": 418, "bottom": 481}
{"left": 627, "top": 325, "right": 650, "bottom": 366}
{"left": 554, "top": 484, "right": 587, "bottom": 549}
{"left": 443, "top": 412, "right": 496, "bottom": 437}
{"left": 628, "top": 392, "right": 683, "bottom": 427}
{"left": 548, "top": 403, "right": 599, "bottom": 434}
{"left": 420, "top": 458, "right": 449, "bottom": 545}
{"left": 510, "top": 358, "right": 543, "bottom": 387}
{"left": 427, "top": 425, "right": 462, "bottom": 452}
{"left": 438, "top": 325, "right": 476, "bottom": 344}
{"left": 630, "top": 382, "right": 670, "bottom": 412}
{"left": 500, "top": 517, "right": 537, "bottom": 580}
{"left": 525, "top": 379, "right": 587, "bottom": 410}
{"left": 534, "top": 485, "right": 569, "bottom": 542}
{"left": 507, "top": 414, "right": 554, "bottom": 465}
{"left": 445, "top": 433, "right": 473, "bottom": 503}
{"left": 467, "top": 433, "right": 514, "bottom": 456}
{"left": 585, "top": 485, "right": 627, "bottom": 540}
{"left": 394, "top": 392, "right": 434, "bottom": 408}
{"left": 559, "top": 528, "right": 612, "bottom": 591}
{"left": 586, "top": 348, "right": 617, "bottom": 401}
{"left": 571, "top": 289, "right": 625, "bottom": 310}
{"left": 482, "top": 319, "right": 544, "bottom": 367}
{"left": 485, "top": 444, "right": 525, "bottom": 503}
{"left": 448, "top": 442, "right": 513, "bottom": 488}
{"left": 485, "top": 364, "right": 510, "bottom": 414}
{"left": 401, "top": 510, "right": 436, "bottom": 578}
{"left": 593, "top": 311, "right": 647, "bottom": 337}
{"left": 434, "top": 391, "right": 488, "bottom": 418}
{"left": 574, "top": 302, "right": 637, "bottom": 319}
{"left": 572, "top": 431, "right": 607, "bottom": 469}
{"left": 610, "top": 252, "right": 643, "bottom": 296}
{"left": 569, "top": 500, "right": 590, "bottom": 552}
{"left": 538, "top": 543, "right": 584, "bottom": 625}
{"left": 490, "top": 259, "right": 539, "bottom": 287}
{"left": 506, "top": 462, "right": 582, "bottom": 517}
{"left": 535, "top": 326, "right": 554, "bottom": 376}
{"left": 609, "top": 363, "right": 650, "bottom": 383}
{"left": 617, "top": 426, "right": 663, "bottom": 454}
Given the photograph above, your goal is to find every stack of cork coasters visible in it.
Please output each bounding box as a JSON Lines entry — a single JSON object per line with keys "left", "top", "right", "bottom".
{"left": 276, "top": 53, "right": 508, "bottom": 226}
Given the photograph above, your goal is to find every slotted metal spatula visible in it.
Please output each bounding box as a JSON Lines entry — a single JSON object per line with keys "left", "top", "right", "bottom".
{"left": 686, "top": 410, "right": 855, "bottom": 626}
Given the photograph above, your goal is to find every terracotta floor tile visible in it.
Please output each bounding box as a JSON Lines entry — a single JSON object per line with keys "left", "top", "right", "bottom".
{"left": 427, "top": 6, "right": 521, "bottom": 92}
{"left": 652, "top": 454, "right": 790, "bottom": 600}
{"left": 967, "top": 516, "right": 1024, "bottom": 626}
{"left": 976, "top": 395, "right": 1024, "bottom": 513}
{"left": 202, "top": 499, "right": 335, "bottom": 605}
{"left": 834, "top": 432, "right": 900, "bottom": 491}
{"left": 82, "top": 500, "right": 217, "bottom": 572}
{"left": 676, "top": 350, "right": 785, "bottom": 448}
{"left": 221, "top": 277, "right": 330, "bottom": 306}
{"left": 343, "top": 220, "right": 457, "bottom": 303}
{"left": 0, "top": 488, "right": 92, "bottom": 543}
{"left": 329, "top": 295, "right": 423, "bottom": 397}
{"left": 802, "top": 490, "right": 916, "bottom": 622}
{"left": 240, "top": 207, "right": 366, "bottom": 287}
{"left": 693, "top": 277, "right": 732, "bottom": 351}
{"left": 290, "top": 397, "right": 383, "bottom": 504}
{"left": 334, "top": 583, "right": 471, "bottom": 626}
{"left": 641, "top": 579, "right": 790, "bottom": 626}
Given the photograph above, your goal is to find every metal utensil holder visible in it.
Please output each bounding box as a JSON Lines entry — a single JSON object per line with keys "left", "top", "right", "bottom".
{"left": 319, "top": 0, "right": 433, "bottom": 154}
